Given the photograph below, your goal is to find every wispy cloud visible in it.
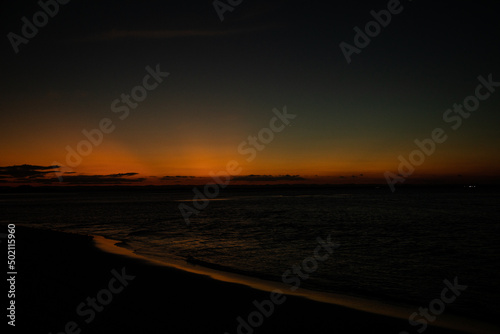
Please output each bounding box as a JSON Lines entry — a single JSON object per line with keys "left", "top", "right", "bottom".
{"left": 90, "top": 26, "right": 274, "bottom": 41}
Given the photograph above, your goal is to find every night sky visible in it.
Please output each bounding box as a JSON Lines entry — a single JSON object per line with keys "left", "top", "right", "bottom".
{"left": 1, "top": 0, "right": 499, "bottom": 186}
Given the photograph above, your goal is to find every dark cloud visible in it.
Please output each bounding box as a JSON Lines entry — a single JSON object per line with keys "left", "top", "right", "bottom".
{"left": 0, "top": 165, "right": 144, "bottom": 185}
{"left": 161, "top": 176, "right": 196, "bottom": 180}
{"left": 107, "top": 173, "right": 139, "bottom": 177}
{"left": 37, "top": 174, "right": 146, "bottom": 185}
{"left": 232, "top": 175, "right": 305, "bottom": 182}
{"left": 0, "top": 165, "right": 60, "bottom": 178}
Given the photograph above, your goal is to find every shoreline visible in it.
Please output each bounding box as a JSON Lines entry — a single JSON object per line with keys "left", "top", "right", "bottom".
{"left": 93, "top": 230, "right": 497, "bottom": 334}
{"left": 5, "top": 224, "right": 497, "bottom": 334}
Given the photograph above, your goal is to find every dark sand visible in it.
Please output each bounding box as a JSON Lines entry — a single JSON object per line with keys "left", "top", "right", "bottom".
{"left": 3, "top": 225, "right": 490, "bottom": 334}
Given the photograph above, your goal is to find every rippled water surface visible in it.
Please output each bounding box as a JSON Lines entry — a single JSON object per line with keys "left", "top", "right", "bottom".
{"left": 2, "top": 186, "right": 499, "bottom": 321}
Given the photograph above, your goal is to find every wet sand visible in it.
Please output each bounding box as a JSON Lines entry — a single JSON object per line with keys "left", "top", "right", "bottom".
{"left": 4, "top": 225, "right": 490, "bottom": 334}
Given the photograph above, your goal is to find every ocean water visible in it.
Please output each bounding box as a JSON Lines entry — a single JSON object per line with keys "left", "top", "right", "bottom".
{"left": 2, "top": 186, "right": 499, "bottom": 323}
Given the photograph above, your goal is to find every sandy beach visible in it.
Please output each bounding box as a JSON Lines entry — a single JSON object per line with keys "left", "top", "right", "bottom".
{"left": 3, "top": 225, "right": 491, "bottom": 334}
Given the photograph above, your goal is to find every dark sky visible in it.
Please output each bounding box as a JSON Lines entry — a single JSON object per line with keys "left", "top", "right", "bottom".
{"left": 1, "top": 0, "right": 499, "bottom": 185}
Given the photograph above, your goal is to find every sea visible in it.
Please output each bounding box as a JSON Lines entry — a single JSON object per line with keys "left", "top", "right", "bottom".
{"left": 1, "top": 185, "right": 499, "bottom": 325}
